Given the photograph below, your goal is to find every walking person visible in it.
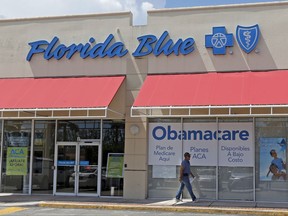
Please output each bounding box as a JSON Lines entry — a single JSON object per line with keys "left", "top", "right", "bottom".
{"left": 175, "top": 152, "right": 197, "bottom": 203}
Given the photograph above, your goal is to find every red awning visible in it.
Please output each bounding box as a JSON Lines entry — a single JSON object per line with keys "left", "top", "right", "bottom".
{"left": 133, "top": 71, "right": 288, "bottom": 107}
{"left": 0, "top": 76, "right": 125, "bottom": 109}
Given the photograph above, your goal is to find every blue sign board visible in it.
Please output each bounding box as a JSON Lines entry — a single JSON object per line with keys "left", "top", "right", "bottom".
{"left": 58, "top": 160, "right": 75, "bottom": 166}
{"left": 79, "top": 160, "right": 89, "bottom": 166}
{"left": 236, "top": 24, "right": 260, "bottom": 53}
{"left": 26, "top": 24, "right": 260, "bottom": 60}
{"left": 205, "top": 27, "right": 234, "bottom": 55}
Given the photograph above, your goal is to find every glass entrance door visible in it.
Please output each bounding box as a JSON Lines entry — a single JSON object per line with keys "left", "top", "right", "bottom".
{"left": 55, "top": 145, "right": 76, "bottom": 194}
{"left": 77, "top": 144, "right": 99, "bottom": 195}
{"left": 55, "top": 142, "right": 100, "bottom": 196}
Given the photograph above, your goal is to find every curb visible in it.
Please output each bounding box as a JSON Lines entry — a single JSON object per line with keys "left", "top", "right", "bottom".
{"left": 39, "top": 202, "right": 288, "bottom": 215}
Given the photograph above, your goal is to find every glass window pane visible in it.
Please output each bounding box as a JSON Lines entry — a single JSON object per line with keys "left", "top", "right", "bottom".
{"left": 192, "top": 166, "right": 216, "bottom": 199}
{"left": 218, "top": 167, "right": 253, "bottom": 201}
{"left": 32, "top": 120, "right": 55, "bottom": 194}
{"left": 1, "top": 120, "right": 32, "bottom": 193}
{"left": 255, "top": 118, "right": 288, "bottom": 202}
{"left": 57, "top": 120, "right": 100, "bottom": 141}
{"left": 101, "top": 120, "right": 125, "bottom": 196}
{"left": 56, "top": 145, "right": 76, "bottom": 193}
{"left": 78, "top": 145, "right": 98, "bottom": 194}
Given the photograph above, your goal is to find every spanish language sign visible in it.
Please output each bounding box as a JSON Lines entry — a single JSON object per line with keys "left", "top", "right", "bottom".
{"left": 6, "top": 147, "right": 28, "bottom": 175}
{"left": 149, "top": 123, "right": 182, "bottom": 165}
{"left": 149, "top": 122, "right": 254, "bottom": 167}
{"left": 106, "top": 153, "right": 124, "bottom": 178}
{"left": 218, "top": 123, "right": 254, "bottom": 167}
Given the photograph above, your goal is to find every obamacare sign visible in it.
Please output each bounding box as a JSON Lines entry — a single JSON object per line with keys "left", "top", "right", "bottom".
{"left": 148, "top": 122, "right": 254, "bottom": 167}
{"left": 26, "top": 24, "right": 260, "bottom": 61}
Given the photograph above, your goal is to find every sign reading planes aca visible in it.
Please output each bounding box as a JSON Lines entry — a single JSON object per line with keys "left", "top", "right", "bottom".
{"left": 26, "top": 24, "right": 260, "bottom": 61}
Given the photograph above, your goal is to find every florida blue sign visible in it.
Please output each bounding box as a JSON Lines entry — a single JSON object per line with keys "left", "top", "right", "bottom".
{"left": 26, "top": 31, "right": 195, "bottom": 61}
{"left": 26, "top": 24, "right": 260, "bottom": 61}
{"left": 236, "top": 24, "right": 260, "bottom": 53}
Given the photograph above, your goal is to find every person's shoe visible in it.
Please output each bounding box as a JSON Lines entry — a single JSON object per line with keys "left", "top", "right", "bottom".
{"left": 175, "top": 198, "right": 182, "bottom": 203}
{"left": 192, "top": 198, "right": 198, "bottom": 203}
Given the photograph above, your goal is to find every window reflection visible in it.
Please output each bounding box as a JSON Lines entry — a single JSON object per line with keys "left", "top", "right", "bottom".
{"left": 255, "top": 118, "right": 288, "bottom": 202}
{"left": 32, "top": 120, "right": 55, "bottom": 194}
{"left": 57, "top": 120, "right": 100, "bottom": 141}
{"left": 218, "top": 167, "right": 253, "bottom": 201}
{"left": 101, "top": 120, "right": 125, "bottom": 196}
{"left": 1, "top": 120, "right": 32, "bottom": 193}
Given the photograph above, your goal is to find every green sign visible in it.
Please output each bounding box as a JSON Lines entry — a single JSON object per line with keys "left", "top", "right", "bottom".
{"left": 6, "top": 147, "right": 28, "bottom": 175}
{"left": 106, "top": 153, "right": 124, "bottom": 178}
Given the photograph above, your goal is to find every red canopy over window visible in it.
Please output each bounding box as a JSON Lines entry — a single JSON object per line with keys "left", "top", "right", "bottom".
{"left": 132, "top": 71, "right": 288, "bottom": 117}
{"left": 0, "top": 76, "right": 124, "bottom": 109}
{"left": 133, "top": 71, "right": 288, "bottom": 107}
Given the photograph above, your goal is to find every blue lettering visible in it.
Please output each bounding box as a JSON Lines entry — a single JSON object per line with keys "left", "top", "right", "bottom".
{"left": 180, "top": 38, "right": 195, "bottom": 54}
{"left": 54, "top": 44, "right": 67, "bottom": 60}
{"left": 11, "top": 149, "right": 24, "bottom": 154}
{"left": 239, "top": 130, "right": 249, "bottom": 140}
{"left": 188, "top": 130, "right": 203, "bottom": 140}
{"left": 153, "top": 31, "right": 182, "bottom": 56}
{"left": 151, "top": 125, "right": 250, "bottom": 141}
{"left": 132, "top": 34, "right": 156, "bottom": 57}
{"left": 44, "top": 36, "right": 59, "bottom": 60}
{"left": 133, "top": 31, "right": 195, "bottom": 57}
{"left": 167, "top": 126, "right": 177, "bottom": 140}
{"left": 26, "top": 35, "right": 128, "bottom": 61}
{"left": 26, "top": 40, "right": 49, "bottom": 61}
{"left": 152, "top": 126, "right": 166, "bottom": 140}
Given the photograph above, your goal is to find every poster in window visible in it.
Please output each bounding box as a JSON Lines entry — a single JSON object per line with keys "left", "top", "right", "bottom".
{"left": 106, "top": 153, "right": 124, "bottom": 178}
{"left": 260, "top": 138, "right": 287, "bottom": 181}
{"left": 6, "top": 147, "right": 28, "bottom": 175}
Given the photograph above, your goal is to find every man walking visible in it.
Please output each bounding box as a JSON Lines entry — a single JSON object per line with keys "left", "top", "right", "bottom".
{"left": 175, "top": 152, "right": 197, "bottom": 203}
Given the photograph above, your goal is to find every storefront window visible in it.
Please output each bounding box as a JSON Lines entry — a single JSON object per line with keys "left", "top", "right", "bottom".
{"left": 1, "top": 120, "right": 32, "bottom": 193}
{"left": 32, "top": 120, "right": 55, "bottom": 194}
{"left": 101, "top": 120, "right": 125, "bottom": 196}
{"left": 218, "top": 167, "right": 253, "bottom": 200}
{"left": 57, "top": 120, "right": 100, "bottom": 141}
{"left": 148, "top": 117, "right": 254, "bottom": 201}
{"left": 255, "top": 118, "right": 288, "bottom": 202}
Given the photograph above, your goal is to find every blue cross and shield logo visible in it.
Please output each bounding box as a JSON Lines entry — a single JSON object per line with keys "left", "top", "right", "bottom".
{"left": 205, "top": 24, "right": 260, "bottom": 55}
{"left": 205, "top": 27, "right": 234, "bottom": 55}
{"left": 236, "top": 24, "right": 260, "bottom": 53}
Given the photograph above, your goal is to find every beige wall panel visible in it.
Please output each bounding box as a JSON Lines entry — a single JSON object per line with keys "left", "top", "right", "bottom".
{"left": 124, "top": 170, "right": 147, "bottom": 199}
{"left": 0, "top": 13, "right": 132, "bottom": 78}
{"left": 146, "top": 3, "right": 288, "bottom": 73}
{"left": 124, "top": 154, "right": 147, "bottom": 170}
{"left": 125, "top": 138, "right": 147, "bottom": 155}
{"left": 1, "top": 3, "right": 287, "bottom": 78}
{"left": 125, "top": 74, "right": 147, "bottom": 91}
{"left": 125, "top": 121, "right": 147, "bottom": 139}
{"left": 126, "top": 90, "right": 140, "bottom": 107}
{"left": 126, "top": 58, "right": 148, "bottom": 75}
{"left": 108, "top": 80, "right": 126, "bottom": 118}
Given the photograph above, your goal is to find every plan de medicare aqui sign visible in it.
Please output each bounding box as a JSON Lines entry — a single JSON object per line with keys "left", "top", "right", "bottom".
{"left": 26, "top": 25, "right": 260, "bottom": 61}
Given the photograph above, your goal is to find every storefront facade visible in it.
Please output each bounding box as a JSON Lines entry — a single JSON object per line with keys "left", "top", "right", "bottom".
{"left": 0, "top": 2, "right": 288, "bottom": 202}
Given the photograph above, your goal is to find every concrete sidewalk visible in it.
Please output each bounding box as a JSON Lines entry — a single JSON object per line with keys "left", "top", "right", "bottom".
{"left": 0, "top": 194, "right": 288, "bottom": 215}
